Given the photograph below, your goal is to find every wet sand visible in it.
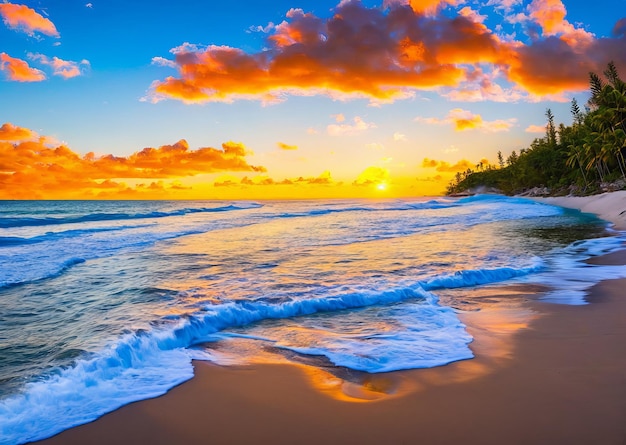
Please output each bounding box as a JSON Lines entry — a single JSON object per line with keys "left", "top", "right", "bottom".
{"left": 36, "top": 251, "right": 626, "bottom": 445}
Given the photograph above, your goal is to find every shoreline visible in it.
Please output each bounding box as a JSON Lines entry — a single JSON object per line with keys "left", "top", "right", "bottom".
{"left": 530, "top": 190, "right": 626, "bottom": 230}
{"left": 36, "top": 260, "right": 626, "bottom": 445}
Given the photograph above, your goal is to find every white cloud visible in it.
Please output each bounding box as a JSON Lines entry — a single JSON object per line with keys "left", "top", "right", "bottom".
{"left": 247, "top": 22, "right": 275, "bottom": 33}
{"left": 327, "top": 116, "right": 376, "bottom": 136}
{"left": 151, "top": 57, "right": 177, "bottom": 68}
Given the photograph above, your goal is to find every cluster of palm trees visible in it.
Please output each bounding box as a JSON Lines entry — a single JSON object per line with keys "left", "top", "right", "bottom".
{"left": 447, "top": 62, "right": 626, "bottom": 196}
{"left": 566, "top": 62, "right": 626, "bottom": 185}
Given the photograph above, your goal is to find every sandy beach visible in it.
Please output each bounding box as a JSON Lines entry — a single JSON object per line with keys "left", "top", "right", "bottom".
{"left": 534, "top": 191, "right": 626, "bottom": 230}
{"left": 31, "top": 194, "right": 626, "bottom": 445}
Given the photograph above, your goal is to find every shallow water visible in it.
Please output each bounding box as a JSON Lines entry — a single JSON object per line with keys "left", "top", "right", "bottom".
{"left": 0, "top": 196, "right": 624, "bottom": 444}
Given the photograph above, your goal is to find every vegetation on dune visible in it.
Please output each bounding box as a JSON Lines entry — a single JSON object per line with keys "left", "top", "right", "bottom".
{"left": 447, "top": 62, "right": 626, "bottom": 196}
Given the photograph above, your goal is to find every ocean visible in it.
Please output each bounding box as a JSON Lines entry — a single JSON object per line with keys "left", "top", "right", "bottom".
{"left": 1, "top": 196, "right": 625, "bottom": 444}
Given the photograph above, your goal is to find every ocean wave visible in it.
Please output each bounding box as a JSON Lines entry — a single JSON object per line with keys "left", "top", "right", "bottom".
{"left": 0, "top": 203, "right": 263, "bottom": 229}
{"left": 0, "top": 285, "right": 445, "bottom": 444}
{"left": 0, "top": 255, "right": 553, "bottom": 444}
{"left": 421, "top": 261, "right": 545, "bottom": 290}
{"left": 0, "top": 225, "right": 146, "bottom": 247}
{"left": 273, "top": 199, "right": 459, "bottom": 219}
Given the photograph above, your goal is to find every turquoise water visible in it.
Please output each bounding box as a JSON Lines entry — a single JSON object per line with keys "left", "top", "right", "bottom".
{"left": 0, "top": 196, "right": 624, "bottom": 444}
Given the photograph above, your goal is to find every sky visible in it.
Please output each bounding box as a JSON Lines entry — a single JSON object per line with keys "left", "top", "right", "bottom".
{"left": 1, "top": 0, "right": 625, "bottom": 199}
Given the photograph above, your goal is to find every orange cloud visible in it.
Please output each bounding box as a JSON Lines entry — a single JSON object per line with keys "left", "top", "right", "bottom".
{"left": 28, "top": 53, "right": 90, "bottom": 79}
{"left": 503, "top": 1, "right": 620, "bottom": 96}
{"left": 147, "top": 1, "right": 625, "bottom": 103}
{"left": 525, "top": 124, "right": 545, "bottom": 133}
{"left": 0, "top": 53, "right": 46, "bottom": 82}
{"left": 384, "top": 0, "right": 460, "bottom": 15}
{"left": 149, "top": 2, "right": 492, "bottom": 103}
{"left": 451, "top": 111, "right": 483, "bottom": 131}
{"left": 422, "top": 158, "right": 475, "bottom": 172}
{"left": 277, "top": 142, "right": 298, "bottom": 150}
{"left": 421, "top": 158, "right": 439, "bottom": 168}
{"left": 409, "top": 0, "right": 460, "bottom": 14}
{"left": 215, "top": 171, "right": 334, "bottom": 188}
{"left": 353, "top": 166, "right": 389, "bottom": 186}
{"left": 89, "top": 140, "right": 265, "bottom": 178}
{"left": 0, "top": 3, "right": 59, "bottom": 37}
{"left": 415, "top": 108, "right": 516, "bottom": 132}
{"left": 0, "top": 124, "right": 266, "bottom": 199}
{"left": 528, "top": 0, "right": 593, "bottom": 46}
{"left": 0, "top": 122, "right": 38, "bottom": 141}
{"left": 296, "top": 171, "right": 333, "bottom": 185}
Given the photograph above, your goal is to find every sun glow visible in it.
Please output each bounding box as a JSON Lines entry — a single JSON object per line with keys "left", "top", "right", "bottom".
{"left": 377, "top": 182, "right": 388, "bottom": 191}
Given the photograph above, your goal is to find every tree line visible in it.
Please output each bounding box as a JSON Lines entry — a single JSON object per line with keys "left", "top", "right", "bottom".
{"left": 447, "top": 62, "right": 626, "bottom": 196}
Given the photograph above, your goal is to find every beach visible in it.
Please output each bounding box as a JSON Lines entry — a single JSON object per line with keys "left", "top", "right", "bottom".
{"left": 535, "top": 191, "right": 626, "bottom": 230}
{"left": 32, "top": 194, "right": 626, "bottom": 445}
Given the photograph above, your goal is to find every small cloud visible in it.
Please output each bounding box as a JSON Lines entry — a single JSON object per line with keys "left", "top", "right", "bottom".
{"left": 219, "top": 171, "right": 335, "bottom": 188}
{"left": 247, "top": 22, "right": 275, "bottom": 33}
{"left": 422, "top": 158, "right": 477, "bottom": 172}
{"left": 28, "top": 53, "right": 90, "bottom": 79}
{"left": 277, "top": 142, "right": 298, "bottom": 150}
{"left": 214, "top": 179, "right": 239, "bottom": 187}
{"left": 331, "top": 113, "right": 345, "bottom": 123}
{"left": 366, "top": 142, "right": 385, "bottom": 150}
{"left": 415, "top": 108, "right": 516, "bottom": 132}
{"left": 458, "top": 6, "right": 487, "bottom": 23}
{"left": 0, "top": 122, "right": 39, "bottom": 141}
{"left": 85, "top": 3, "right": 93, "bottom": 8}
{"left": 486, "top": 0, "right": 522, "bottom": 13}
{"left": 306, "top": 127, "right": 318, "bottom": 135}
{"left": 0, "top": 3, "right": 59, "bottom": 37}
{"left": 295, "top": 171, "right": 334, "bottom": 185}
{"left": 525, "top": 124, "right": 546, "bottom": 133}
{"left": 393, "top": 132, "right": 407, "bottom": 142}
{"left": 0, "top": 53, "right": 46, "bottom": 82}
{"left": 327, "top": 116, "right": 376, "bottom": 136}
{"left": 352, "top": 166, "right": 389, "bottom": 187}
{"left": 151, "top": 57, "right": 176, "bottom": 68}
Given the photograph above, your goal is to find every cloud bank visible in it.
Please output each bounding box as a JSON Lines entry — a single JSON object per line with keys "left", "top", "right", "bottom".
{"left": 0, "top": 123, "right": 265, "bottom": 198}
{"left": 148, "top": 0, "right": 626, "bottom": 104}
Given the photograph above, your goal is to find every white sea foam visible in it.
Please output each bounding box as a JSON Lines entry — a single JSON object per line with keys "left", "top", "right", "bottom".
{"left": 519, "top": 236, "right": 626, "bottom": 305}
{"left": 0, "top": 285, "right": 451, "bottom": 444}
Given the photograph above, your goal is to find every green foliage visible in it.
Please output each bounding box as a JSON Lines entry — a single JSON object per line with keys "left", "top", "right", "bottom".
{"left": 447, "top": 62, "right": 626, "bottom": 196}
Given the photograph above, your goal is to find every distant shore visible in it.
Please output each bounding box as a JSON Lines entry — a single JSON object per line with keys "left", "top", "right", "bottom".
{"left": 531, "top": 190, "right": 626, "bottom": 230}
